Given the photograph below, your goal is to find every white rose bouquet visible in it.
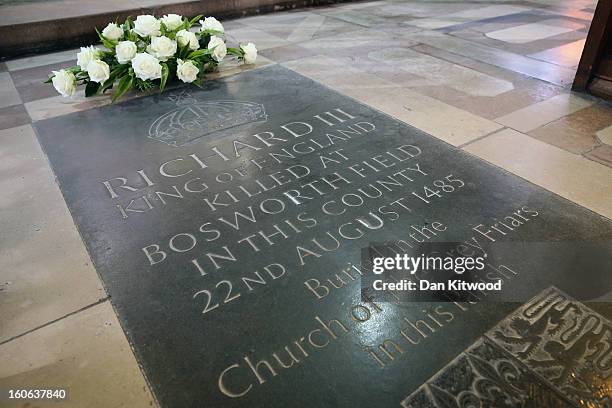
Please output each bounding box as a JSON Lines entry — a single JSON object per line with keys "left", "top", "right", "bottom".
{"left": 46, "top": 14, "right": 257, "bottom": 102}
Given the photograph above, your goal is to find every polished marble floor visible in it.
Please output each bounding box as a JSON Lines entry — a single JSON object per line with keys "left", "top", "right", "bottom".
{"left": 1, "top": 0, "right": 612, "bottom": 406}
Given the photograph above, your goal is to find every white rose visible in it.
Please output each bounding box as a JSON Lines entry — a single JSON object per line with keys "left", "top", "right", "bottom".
{"left": 147, "top": 36, "right": 177, "bottom": 61}
{"left": 176, "top": 59, "right": 199, "bottom": 83}
{"left": 76, "top": 46, "right": 100, "bottom": 71}
{"left": 51, "top": 69, "right": 76, "bottom": 97}
{"left": 241, "top": 42, "right": 257, "bottom": 64}
{"left": 133, "top": 15, "right": 161, "bottom": 37}
{"left": 160, "top": 14, "right": 183, "bottom": 31}
{"left": 87, "top": 59, "right": 110, "bottom": 83}
{"left": 176, "top": 29, "right": 199, "bottom": 50}
{"left": 116, "top": 41, "right": 137, "bottom": 64}
{"left": 131, "top": 53, "right": 162, "bottom": 80}
{"left": 208, "top": 36, "right": 227, "bottom": 62}
{"left": 200, "top": 17, "right": 224, "bottom": 34}
{"left": 102, "top": 22, "right": 123, "bottom": 40}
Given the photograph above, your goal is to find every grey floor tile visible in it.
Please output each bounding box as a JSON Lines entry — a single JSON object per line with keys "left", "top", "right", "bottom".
{"left": 10, "top": 60, "right": 69, "bottom": 103}
{"left": 0, "top": 72, "right": 21, "bottom": 109}
{"left": 0, "top": 104, "right": 30, "bottom": 130}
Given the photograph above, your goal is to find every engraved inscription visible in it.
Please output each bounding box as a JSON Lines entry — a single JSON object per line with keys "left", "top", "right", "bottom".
{"left": 490, "top": 288, "right": 612, "bottom": 407}
{"left": 401, "top": 337, "right": 573, "bottom": 408}
{"left": 402, "top": 288, "right": 612, "bottom": 408}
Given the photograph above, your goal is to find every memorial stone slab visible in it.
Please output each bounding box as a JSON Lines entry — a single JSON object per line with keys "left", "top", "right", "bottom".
{"left": 33, "top": 65, "right": 612, "bottom": 407}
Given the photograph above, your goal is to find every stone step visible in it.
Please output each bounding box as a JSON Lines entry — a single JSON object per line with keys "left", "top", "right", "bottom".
{"left": 0, "top": 0, "right": 342, "bottom": 59}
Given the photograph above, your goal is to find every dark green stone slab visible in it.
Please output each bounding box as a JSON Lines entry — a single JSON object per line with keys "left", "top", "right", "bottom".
{"left": 33, "top": 65, "right": 612, "bottom": 408}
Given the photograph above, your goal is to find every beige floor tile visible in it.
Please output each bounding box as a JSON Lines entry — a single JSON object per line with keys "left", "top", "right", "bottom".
{"left": 283, "top": 55, "right": 501, "bottom": 145}
{"left": 0, "top": 301, "right": 154, "bottom": 407}
{"left": 539, "top": 18, "right": 588, "bottom": 31}
{"left": 375, "top": 2, "right": 480, "bottom": 19}
{"left": 464, "top": 128, "right": 612, "bottom": 219}
{"left": 586, "top": 144, "right": 612, "bottom": 168}
{"left": 528, "top": 39, "right": 586, "bottom": 67}
{"left": 447, "top": 26, "right": 587, "bottom": 58}
{"left": 404, "top": 18, "right": 464, "bottom": 29}
{"left": 329, "top": 0, "right": 392, "bottom": 11}
{"left": 405, "top": 5, "right": 530, "bottom": 29}
{"left": 24, "top": 90, "right": 111, "bottom": 122}
{"left": 528, "top": 104, "right": 612, "bottom": 154}
{"left": 237, "top": 13, "right": 361, "bottom": 43}
{"left": 0, "top": 72, "right": 21, "bottom": 109}
{"left": 5, "top": 49, "right": 77, "bottom": 72}
{"left": 235, "top": 10, "right": 316, "bottom": 34}
{"left": 597, "top": 124, "right": 612, "bottom": 146}
{"left": 406, "top": 31, "right": 577, "bottom": 86}
{"left": 299, "top": 27, "right": 420, "bottom": 57}
{"left": 412, "top": 84, "right": 559, "bottom": 120}
{"left": 317, "top": 9, "right": 388, "bottom": 27}
{"left": 407, "top": 43, "right": 565, "bottom": 119}
{"left": 445, "top": 4, "right": 530, "bottom": 20}
{"left": 286, "top": 14, "right": 327, "bottom": 42}
{"left": 339, "top": 85, "right": 502, "bottom": 146}
{"left": 539, "top": 6, "right": 594, "bottom": 22}
{"left": 486, "top": 23, "right": 574, "bottom": 44}
{"left": 282, "top": 55, "right": 397, "bottom": 90}
{"left": 226, "top": 27, "right": 291, "bottom": 51}
{"left": 0, "top": 125, "right": 105, "bottom": 342}
{"left": 206, "top": 55, "right": 274, "bottom": 81}
{"left": 495, "top": 93, "right": 593, "bottom": 133}
{"left": 367, "top": 47, "right": 514, "bottom": 97}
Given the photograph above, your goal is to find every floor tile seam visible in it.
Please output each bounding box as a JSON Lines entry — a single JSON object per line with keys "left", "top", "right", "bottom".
{"left": 421, "top": 30, "right": 577, "bottom": 86}
{"left": 458, "top": 126, "right": 509, "bottom": 149}
{"left": 0, "top": 296, "right": 110, "bottom": 346}
{"left": 405, "top": 41, "right": 570, "bottom": 91}
{"left": 460, "top": 128, "right": 612, "bottom": 222}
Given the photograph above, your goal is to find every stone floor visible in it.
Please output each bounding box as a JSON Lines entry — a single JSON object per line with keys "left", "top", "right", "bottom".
{"left": 1, "top": 0, "right": 612, "bottom": 406}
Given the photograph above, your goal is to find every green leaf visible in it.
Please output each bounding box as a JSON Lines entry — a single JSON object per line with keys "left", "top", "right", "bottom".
{"left": 160, "top": 63, "right": 170, "bottom": 93}
{"left": 126, "top": 30, "right": 138, "bottom": 43}
{"left": 135, "top": 77, "right": 154, "bottom": 91}
{"left": 123, "top": 16, "right": 134, "bottom": 30}
{"left": 227, "top": 47, "right": 242, "bottom": 57}
{"left": 100, "top": 65, "right": 127, "bottom": 93}
{"left": 75, "top": 70, "right": 89, "bottom": 81}
{"left": 177, "top": 44, "right": 190, "bottom": 59}
{"left": 188, "top": 48, "right": 213, "bottom": 60}
{"left": 85, "top": 81, "right": 101, "bottom": 97}
{"left": 189, "top": 15, "right": 203, "bottom": 26}
{"left": 112, "top": 75, "right": 133, "bottom": 102}
{"left": 100, "top": 80, "right": 114, "bottom": 93}
{"left": 199, "top": 33, "right": 210, "bottom": 49}
{"left": 192, "top": 76, "right": 204, "bottom": 88}
{"left": 202, "top": 28, "right": 223, "bottom": 36}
